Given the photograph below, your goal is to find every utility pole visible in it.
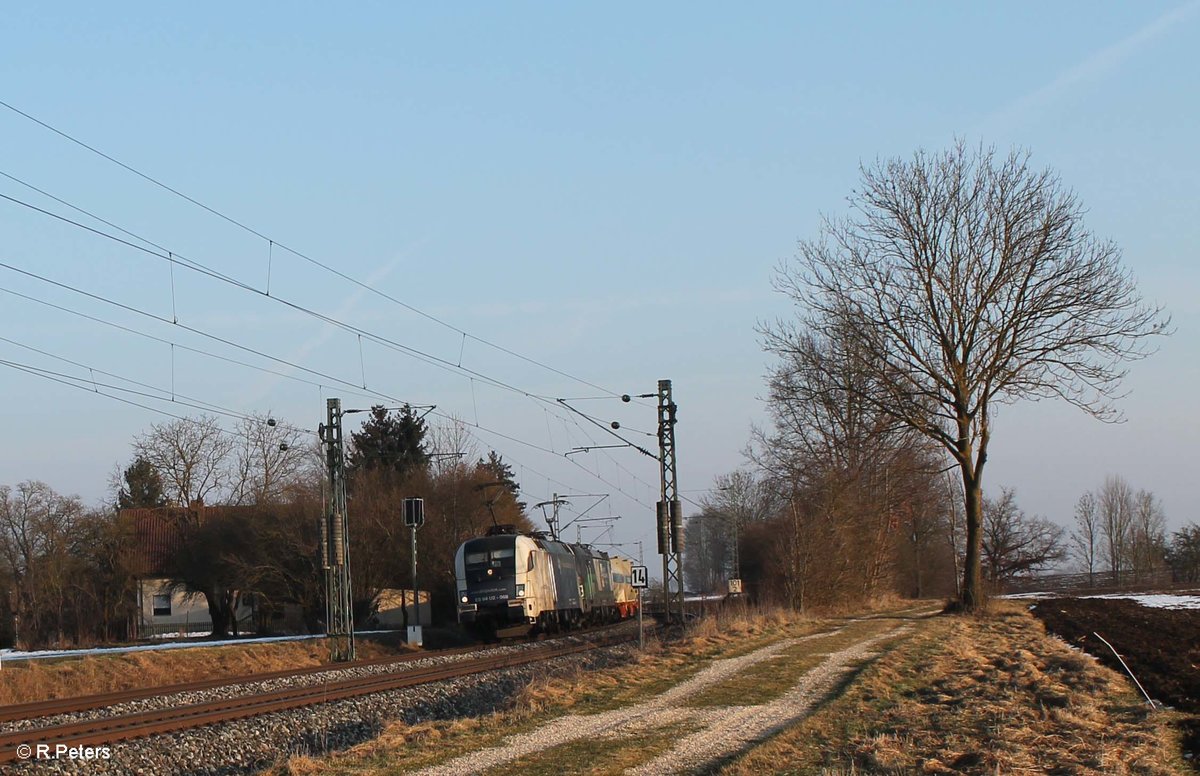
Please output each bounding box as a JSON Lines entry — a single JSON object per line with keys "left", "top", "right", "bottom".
{"left": 656, "top": 379, "right": 684, "bottom": 624}
{"left": 319, "top": 398, "right": 355, "bottom": 662}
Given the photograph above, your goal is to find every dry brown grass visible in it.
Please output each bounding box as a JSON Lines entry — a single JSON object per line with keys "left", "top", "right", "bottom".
{"left": 485, "top": 723, "right": 698, "bottom": 776}
{"left": 684, "top": 615, "right": 912, "bottom": 709}
{"left": 0, "top": 638, "right": 410, "bottom": 705}
{"left": 515, "top": 604, "right": 820, "bottom": 717}
{"left": 270, "top": 604, "right": 818, "bottom": 774}
{"left": 720, "top": 601, "right": 1189, "bottom": 775}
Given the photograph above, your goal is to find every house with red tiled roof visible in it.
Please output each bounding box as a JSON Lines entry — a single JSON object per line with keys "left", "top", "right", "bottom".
{"left": 121, "top": 502, "right": 255, "bottom": 638}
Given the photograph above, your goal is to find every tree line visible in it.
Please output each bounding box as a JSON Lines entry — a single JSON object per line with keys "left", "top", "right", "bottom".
{"left": 687, "top": 141, "right": 1170, "bottom": 612}
{"left": 0, "top": 407, "right": 528, "bottom": 648}
{"left": 686, "top": 464, "right": 1191, "bottom": 609}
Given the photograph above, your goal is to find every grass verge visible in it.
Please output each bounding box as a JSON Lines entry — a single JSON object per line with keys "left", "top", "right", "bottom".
{"left": 0, "top": 637, "right": 412, "bottom": 705}
{"left": 719, "top": 601, "right": 1191, "bottom": 775}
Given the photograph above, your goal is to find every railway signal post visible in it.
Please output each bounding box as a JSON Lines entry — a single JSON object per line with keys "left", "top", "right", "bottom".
{"left": 404, "top": 497, "right": 425, "bottom": 646}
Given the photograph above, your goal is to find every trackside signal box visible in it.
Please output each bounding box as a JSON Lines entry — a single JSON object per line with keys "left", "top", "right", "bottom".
{"left": 404, "top": 497, "right": 425, "bottom": 528}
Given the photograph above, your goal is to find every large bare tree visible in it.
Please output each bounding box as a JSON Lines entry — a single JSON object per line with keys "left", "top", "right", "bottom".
{"left": 132, "top": 415, "right": 235, "bottom": 506}
{"left": 765, "top": 143, "right": 1168, "bottom": 609}
{"left": 228, "top": 413, "right": 310, "bottom": 506}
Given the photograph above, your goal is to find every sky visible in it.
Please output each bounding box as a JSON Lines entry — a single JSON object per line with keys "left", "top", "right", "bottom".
{"left": 1, "top": 2, "right": 1197, "bottom": 570}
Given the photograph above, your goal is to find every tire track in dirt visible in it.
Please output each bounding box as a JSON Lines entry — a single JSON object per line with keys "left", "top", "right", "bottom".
{"left": 412, "top": 620, "right": 914, "bottom": 776}
{"left": 627, "top": 626, "right": 908, "bottom": 775}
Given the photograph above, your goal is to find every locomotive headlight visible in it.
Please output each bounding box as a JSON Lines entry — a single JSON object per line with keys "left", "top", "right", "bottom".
{"left": 486, "top": 568, "right": 494, "bottom": 576}
{"left": 516, "top": 584, "right": 525, "bottom": 597}
{"left": 460, "top": 595, "right": 468, "bottom": 604}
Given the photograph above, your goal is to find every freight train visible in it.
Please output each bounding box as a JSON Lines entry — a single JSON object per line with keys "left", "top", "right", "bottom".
{"left": 454, "top": 525, "right": 638, "bottom": 638}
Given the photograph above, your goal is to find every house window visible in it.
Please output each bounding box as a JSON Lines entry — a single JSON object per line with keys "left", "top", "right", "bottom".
{"left": 152, "top": 594, "right": 171, "bottom": 617}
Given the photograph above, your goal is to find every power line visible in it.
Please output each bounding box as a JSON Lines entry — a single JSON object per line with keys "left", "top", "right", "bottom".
{"left": 0, "top": 99, "right": 648, "bottom": 404}
{"left": 0, "top": 254, "right": 649, "bottom": 466}
{"left": 0, "top": 259, "right": 417, "bottom": 405}
{"left": 0, "top": 332, "right": 655, "bottom": 513}
{"left": 0, "top": 220, "right": 662, "bottom": 509}
{"left": 0, "top": 358, "right": 259, "bottom": 437}
{"left": 0, "top": 188, "right": 550, "bottom": 401}
{"left": 10, "top": 349, "right": 656, "bottom": 514}
{"left": 0, "top": 179, "right": 663, "bottom": 454}
{"left": 0, "top": 286, "right": 374, "bottom": 405}
{"left": 0, "top": 281, "right": 656, "bottom": 509}
{"left": 0, "top": 162, "right": 668, "bottom": 505}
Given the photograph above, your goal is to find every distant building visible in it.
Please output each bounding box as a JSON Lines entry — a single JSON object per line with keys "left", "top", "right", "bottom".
{"left": 372, "top": 588, "right": 430, "bottom": 628}
{"left": 121, "top": 503, "right": 255, "bottom": 639}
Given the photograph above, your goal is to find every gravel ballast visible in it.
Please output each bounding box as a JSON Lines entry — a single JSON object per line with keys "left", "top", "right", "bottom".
{"left": 8, "top": 630, "right": 638, "bottom": 775}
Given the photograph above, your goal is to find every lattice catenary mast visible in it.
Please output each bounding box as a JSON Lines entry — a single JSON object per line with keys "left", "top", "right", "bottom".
{"left": 656, "top": 379, "right": 684, "bottom": 623}
{"left": 320, "top": 398, "right": 355, "bottom": 662}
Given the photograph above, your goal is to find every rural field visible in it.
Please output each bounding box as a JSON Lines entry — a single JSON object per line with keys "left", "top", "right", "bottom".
{"left": 269, "top": 598, "right": 1195, "bottom": 775}
{"left": 1030, "top": 593, "right": 1200, "bottom": 764}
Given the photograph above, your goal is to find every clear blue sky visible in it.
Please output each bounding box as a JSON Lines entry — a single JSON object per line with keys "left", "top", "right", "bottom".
{"left": 2, "top": 2, "right": 1197, "bottom": 564}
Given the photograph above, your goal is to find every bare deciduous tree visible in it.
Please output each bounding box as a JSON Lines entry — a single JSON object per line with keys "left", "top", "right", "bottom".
{"left": 1071, "top": 491, "right": 1099, "bottom": 584}
{"left": 764, "top": 143, "right": 1169, "bottom": 610}
{"left": 1131, "top": 488, "right": 1167, "bottom": 578}
{"left": 1098, "top": 474, "right": 1135, "bottom": 583}
{"left": 756, "top": 324, "right": 946, "bottom": 607}
{"left": 0, "top": 481, "right": 85, "bottom": 646}
{"left": 132, "top": 415, "right": 235, "bottom": 506}
{"left": 228, "top": 413, "right": 309, "bottom": 505}
{"left": 691, "top": 469, "right": 779, "bottom": 591}
{"left": 980, "top": 487, "right": 1065, "bottom": 583}
{"left": 426, "top": 414, "right": 478, "bottom": 476}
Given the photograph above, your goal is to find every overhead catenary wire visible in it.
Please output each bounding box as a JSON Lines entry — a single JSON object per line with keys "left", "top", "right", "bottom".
{"left": 0, "top": 189, "right": 552, "bottom": 402}
{"left": 0, "top": 162, "right": 671, "bottom": 489}
{"left": 1, "top": 358, "right": 259, "bottom": 426}
{"left": 0, "top": 178, "right": 664, "bottom": 467}
{"left": 0, "top": 99, "right": 651, "bottom": 405}
{"left": 0, "top": 335, "right": 318, "bottom": 437}
{"left": 0, "top": 333, "right": 656, "bottom": 513}
{"left": 0, "top": 149, "right": 669, "bottom": 510}
{"left": 0, "top": 358, "right": 274, "bottom": 439}
{"left": 462, "top": 424, "right": 651, "bottom": 511}
{"left": 1, "top": 341, "right": 666, "bottom": 526}
{"left": 0, "top": 261, "right": 415, "bottom": 406}
{"left": 0, "top": 285, "right": 382, "bottom": 407}
{"left": 0, "top": 258, "right": 660, "bottom": 511}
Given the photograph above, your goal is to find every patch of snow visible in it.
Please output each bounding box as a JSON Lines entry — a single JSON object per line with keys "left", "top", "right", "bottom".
{"left": 1083, "top": 593, "right": 1200, "bottom": 610}
{"left": 0, "top": 629, "right": 399, "bottom": 662}
{"left": 1004, "top": 591, "right": 1200, "bottom": 610}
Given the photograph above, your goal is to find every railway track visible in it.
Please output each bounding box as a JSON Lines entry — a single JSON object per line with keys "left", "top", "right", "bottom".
{"left": 0, "top": 644, "right": 483, "bottom": 725}
{"left": 0, "top": 630, "right": 631, "bottom": 765}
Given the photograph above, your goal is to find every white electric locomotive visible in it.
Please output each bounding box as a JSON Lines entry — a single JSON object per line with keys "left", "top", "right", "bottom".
{"left": 454, "top": 525, "right": 637, "bottom": 638}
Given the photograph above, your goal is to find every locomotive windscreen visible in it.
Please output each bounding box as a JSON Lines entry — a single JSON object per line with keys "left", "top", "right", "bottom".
{"left": 462, "top": 536, "right": 518, "bottom": 567}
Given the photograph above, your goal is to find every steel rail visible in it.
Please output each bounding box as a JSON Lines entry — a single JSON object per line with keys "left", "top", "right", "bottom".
{"left": 0, "top": 633, "right": 629, "bottom": 763}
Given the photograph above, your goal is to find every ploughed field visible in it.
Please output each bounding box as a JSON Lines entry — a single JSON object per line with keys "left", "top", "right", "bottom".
{"left": 1030, "top": 595, "right": 1200, "bottom": 755}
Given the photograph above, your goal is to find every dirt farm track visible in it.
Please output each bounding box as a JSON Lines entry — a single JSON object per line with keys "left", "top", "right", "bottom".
{"left": 1030, "top": 595, "right": 1200, "bottom": 755}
